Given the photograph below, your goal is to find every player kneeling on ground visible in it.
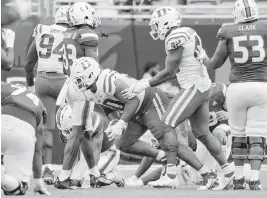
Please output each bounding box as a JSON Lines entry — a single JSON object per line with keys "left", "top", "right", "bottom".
{"left": 1, "top": 82, "right": 50, "bottom": 195}
{"left": 54, "top": 104, "right": 124, "bottom": 189}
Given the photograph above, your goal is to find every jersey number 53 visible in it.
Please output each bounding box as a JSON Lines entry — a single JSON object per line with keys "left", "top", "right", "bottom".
{"left": 233, "top": 35, "right": 266, "bottom": 64}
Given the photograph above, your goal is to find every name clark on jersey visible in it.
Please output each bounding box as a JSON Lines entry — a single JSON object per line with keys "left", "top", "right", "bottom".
{"left": 238, "top": 24, "right": 256, "bottom": 31}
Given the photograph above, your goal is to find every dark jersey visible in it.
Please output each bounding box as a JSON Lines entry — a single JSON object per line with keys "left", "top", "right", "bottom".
{"left": 62, "top": 27, "right": 99, "bottom": 76}
{"left": 209, "top": 82, "right": 227, "bottom": 132}
{"left": 1, "top": 82, "right": 47, "bottom": 128}
{"left": 217, "top": 20, "right": 267, "bottom": 83}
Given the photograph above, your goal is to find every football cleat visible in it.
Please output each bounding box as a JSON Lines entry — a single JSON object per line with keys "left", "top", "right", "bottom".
{"left": 42, "top": 167, "right": 55, "bottom": 185}
{"left": 248, "top": 180, "right": 263, "bottom": 190}
{"left": 148, "top": 174, "right": 179, "bottom": 188}
{"left": 80, "top": 177, "right": 91, "bottom": 189}
{"left": 125, "top": 176, "right": 144, "bottom": 187}
{"left": 212, "top": 177, "right": 233, "bottom": 190}
{"left": 54, "top": 177, "right": 75, "bottom": 189}
{"left": 233, "top": 177, "right": 246, "bottom": 190}
{"left": 198, "top": 172, "right": 217, "bottom": 190}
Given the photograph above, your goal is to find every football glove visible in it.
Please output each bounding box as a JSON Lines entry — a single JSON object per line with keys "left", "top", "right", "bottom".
{"left": 105, "top": 120, "right": 128, "bottom": 141}
{"left": 2, "top": 28, "right": 15, "bottom": 48}
{"left": 195, "top": 45, "right": 208, "bottom": 64}
{"left": 33, "top": 179, "right": 51, "bottom": 195}
{"left": 121, "top": 79, "right": 150, "bottom": 100}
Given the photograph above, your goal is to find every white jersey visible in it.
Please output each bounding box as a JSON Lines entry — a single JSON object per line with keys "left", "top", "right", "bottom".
{"left": 33, "top": 24, "right": 67, "bottom": 73}
{"left": 83, "top": 69, "right": 145, "bottom": 114}
{"left": 165, "top": 27, "right": 211, "bottom": 92}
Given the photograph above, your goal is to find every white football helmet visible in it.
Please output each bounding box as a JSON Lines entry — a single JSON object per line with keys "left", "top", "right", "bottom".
{"left": 71, "top": 57, "right": 101, "bottom": 92}
{"left": 68, "top": 2, "right": 100, "bottom": 28}
{"left": 149, "top": 6, "right": 181, "bottom": 40}
{"left": 56, "top": 104, "right": 72, "bottom": 139}
{"left": 55, "top": 6, "right": 70, "bottom": 24}
{"left": 232, "top": 0, "right": 259, "bottom": 23}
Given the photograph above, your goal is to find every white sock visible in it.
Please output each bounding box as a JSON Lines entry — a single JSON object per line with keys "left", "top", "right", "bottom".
{"left": 59, "top": 170, "right": 71, "bottom": 181}
{"left": 156, "top": 150, "right": 165, "bottom": 161}
{"left": 89, "top": 166, "right": 100, "bottom": 177}
{"left": 250, "top": 170, "right": 260, "bottom": 181}
{"left": 199, "top": 165, "right": 210, "bottom": 175}
{"left": 243, "top": 163, "right": 251, "bottom": 182}
{"left": 1, "top": 174, "right": 20, "bottom": 192}
{"left": 45, "top": 164, "right": 53, "bottom": 170}
{"left": 235, "top": 166, "right": 244, "bottom": 180}
{"left": 166, "top": 164, "right": 177, "bottom": 176}
{"left": 132, "top": 175, "right": 138, "bottom": 180}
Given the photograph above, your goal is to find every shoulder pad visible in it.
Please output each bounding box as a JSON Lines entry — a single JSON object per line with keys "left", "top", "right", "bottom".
{"left": 165, "top": 28, "right": 191, "bottom": 51}
{"left": 216, "top": 23, "right": 235, "bottom": 40}
{"left": 32, "top": 24, "right": 50, "bottom": 38}
{"left": 77, "top": 29, "right": 99, "bottom": 47}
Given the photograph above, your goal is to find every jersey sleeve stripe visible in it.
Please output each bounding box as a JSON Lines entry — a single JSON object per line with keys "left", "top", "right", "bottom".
{"left": 80, "top": 33, "right": 99, "bottom": 41}
{"left": 166, "top": 32, "right": 190, "bottom": 43}
{"left": 107, "top": 72, "right": 116, "bottom": 93}
{"left": 38, "top": 24, "right": 43, "bottom": 35}
{"left": 103, "top": 74, "right": 108, "bottom": 93}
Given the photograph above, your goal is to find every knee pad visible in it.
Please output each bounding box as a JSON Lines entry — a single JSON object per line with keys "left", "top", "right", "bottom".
{"left": 2, "top": 181, "right": 28, "bottom": 196}
{"left": 231, "top": 136, "right": 247, "bottom": 159}
{"left": 247, "top": 136, "right": 266, "bottom": 161}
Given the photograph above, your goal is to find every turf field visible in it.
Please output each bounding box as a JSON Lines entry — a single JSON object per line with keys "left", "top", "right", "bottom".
{"left": 3, "top": 165, "right": 267, "bottom": 198}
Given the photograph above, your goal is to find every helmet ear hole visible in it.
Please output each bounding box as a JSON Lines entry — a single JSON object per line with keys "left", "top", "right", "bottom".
{"left": 85, "top": 16, "right": 89, "bottom": 19}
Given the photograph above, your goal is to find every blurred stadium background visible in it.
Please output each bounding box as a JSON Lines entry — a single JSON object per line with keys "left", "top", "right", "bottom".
{"left": 1, "top": 0, "right": 267, "bottom": 164}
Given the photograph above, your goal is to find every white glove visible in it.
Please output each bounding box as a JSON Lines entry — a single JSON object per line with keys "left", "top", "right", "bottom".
{"left": 195, "top": 45, "right": 208, "bottom": 64}
{"left": 28, "top": 86, "right": 35, "bottom": 93}
{"left": 105, "top": 120, "right": 128, "bottom": 141}
{"left": 2, "top": 29, "right": 15, "bottom": 48}
{"left": 181, "top": 164, "right": 191, "bottom": 185}
{"left": 33, "top": 179, "right": 51, "bottom": 196}
{"left": 121, "top": 79, "right": 150, "bottom": 100}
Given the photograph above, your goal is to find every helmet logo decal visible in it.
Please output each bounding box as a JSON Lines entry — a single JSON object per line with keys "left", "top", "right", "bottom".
{"left": 156, "top": 8, "right": 167, "bottom": 17}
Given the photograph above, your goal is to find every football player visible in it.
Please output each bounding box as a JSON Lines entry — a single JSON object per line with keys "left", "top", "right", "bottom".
{"left": 24, "top": 6, "right": 71, "bottom": 185}
{"left": 56, "top": 1, "right": 105, "bottom": 186}
{"left": 196, "top": 0, "right": 267, "bottom": 190}
{"left": 1, "top": 82, "right": 50, "bottom": 195}
{"left": 122, "top": 6, "right": 234, "bottom": 189}
{"left": 70, "top": 57, "right": 220, "bottom": 189}
{"left": 54, "top": 104, "right": 124, "bottom": 189}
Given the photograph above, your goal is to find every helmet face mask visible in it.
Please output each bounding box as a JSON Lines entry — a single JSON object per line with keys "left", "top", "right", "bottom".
{"left": 232, "top": 0, "right": 259, "bottom": 23}
{"left": 71, "top": 57, "right": 101, "bottom": 92}
{"left": 149, "top": 6, "right": 181, "bottom": 41}
{"left": 56, "top": 104, "right": 72, "bottom": 140}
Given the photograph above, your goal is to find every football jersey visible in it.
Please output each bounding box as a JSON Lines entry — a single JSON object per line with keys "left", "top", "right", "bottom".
{"left": 83, "top": 69, "right": 156, "bottom": 116}
{"left": 33, "top": 24, "right": 68, "bottom": 73}
{"left": 217, "top": 20, "right": 267, "bottom": 83}
{"left": 165, "top": 27, "right": 211, "bottom": 92}
{"left": 209, "top": 82, "right": 227, "bottom": 131}
{"left": 1, "top": 82, "right": 47, "bottom": 128}
{"left": 62, "top": 27, "right": 99, "bottom": 76}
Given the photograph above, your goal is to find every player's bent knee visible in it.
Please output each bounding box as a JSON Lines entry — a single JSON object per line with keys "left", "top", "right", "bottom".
{"left": 247, "top": 136, "right": 266, "bottom": 161}
{"left": 2, "top": 181, "right": 28, "bottom": 196}
{"left": 231, "top": 136, "right": 247, "bottom": 160}
{"left": 213, "top": 128, "right": 227, "bottom": 145}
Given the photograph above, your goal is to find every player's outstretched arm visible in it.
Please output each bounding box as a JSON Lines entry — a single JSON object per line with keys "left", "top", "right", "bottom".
{"left": 25, "top": 39, "right": 38, "bottom": 88}
{"left": 115, "top": 79, "right": 140, "bottom": 123}
{"left": 202, "top": 39, "right": 229, "bottom": 69}
{"left": 149, "top": 47, "right": 183, "bottom": 87}
{"left": 32, "top": 116, "right": 51, "bottom": 195}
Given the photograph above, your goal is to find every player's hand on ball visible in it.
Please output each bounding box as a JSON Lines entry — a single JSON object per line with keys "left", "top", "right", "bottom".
{"left": 195, "top": 45, "right": 208, "bottom": 64}
{"left": 33, "top": 179, "right": 51, "bottom": 196}
{"left": 216, "top": 110, "right": 228, "bottom": 121}
{"left": 2, "top": 28, "right": 15, "bottom": 48}
{"left": 105, "top": 120, "right": 127, "bottom": 141}
{"left": 121, "top": 80, "right": 150, "bottom": 100}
